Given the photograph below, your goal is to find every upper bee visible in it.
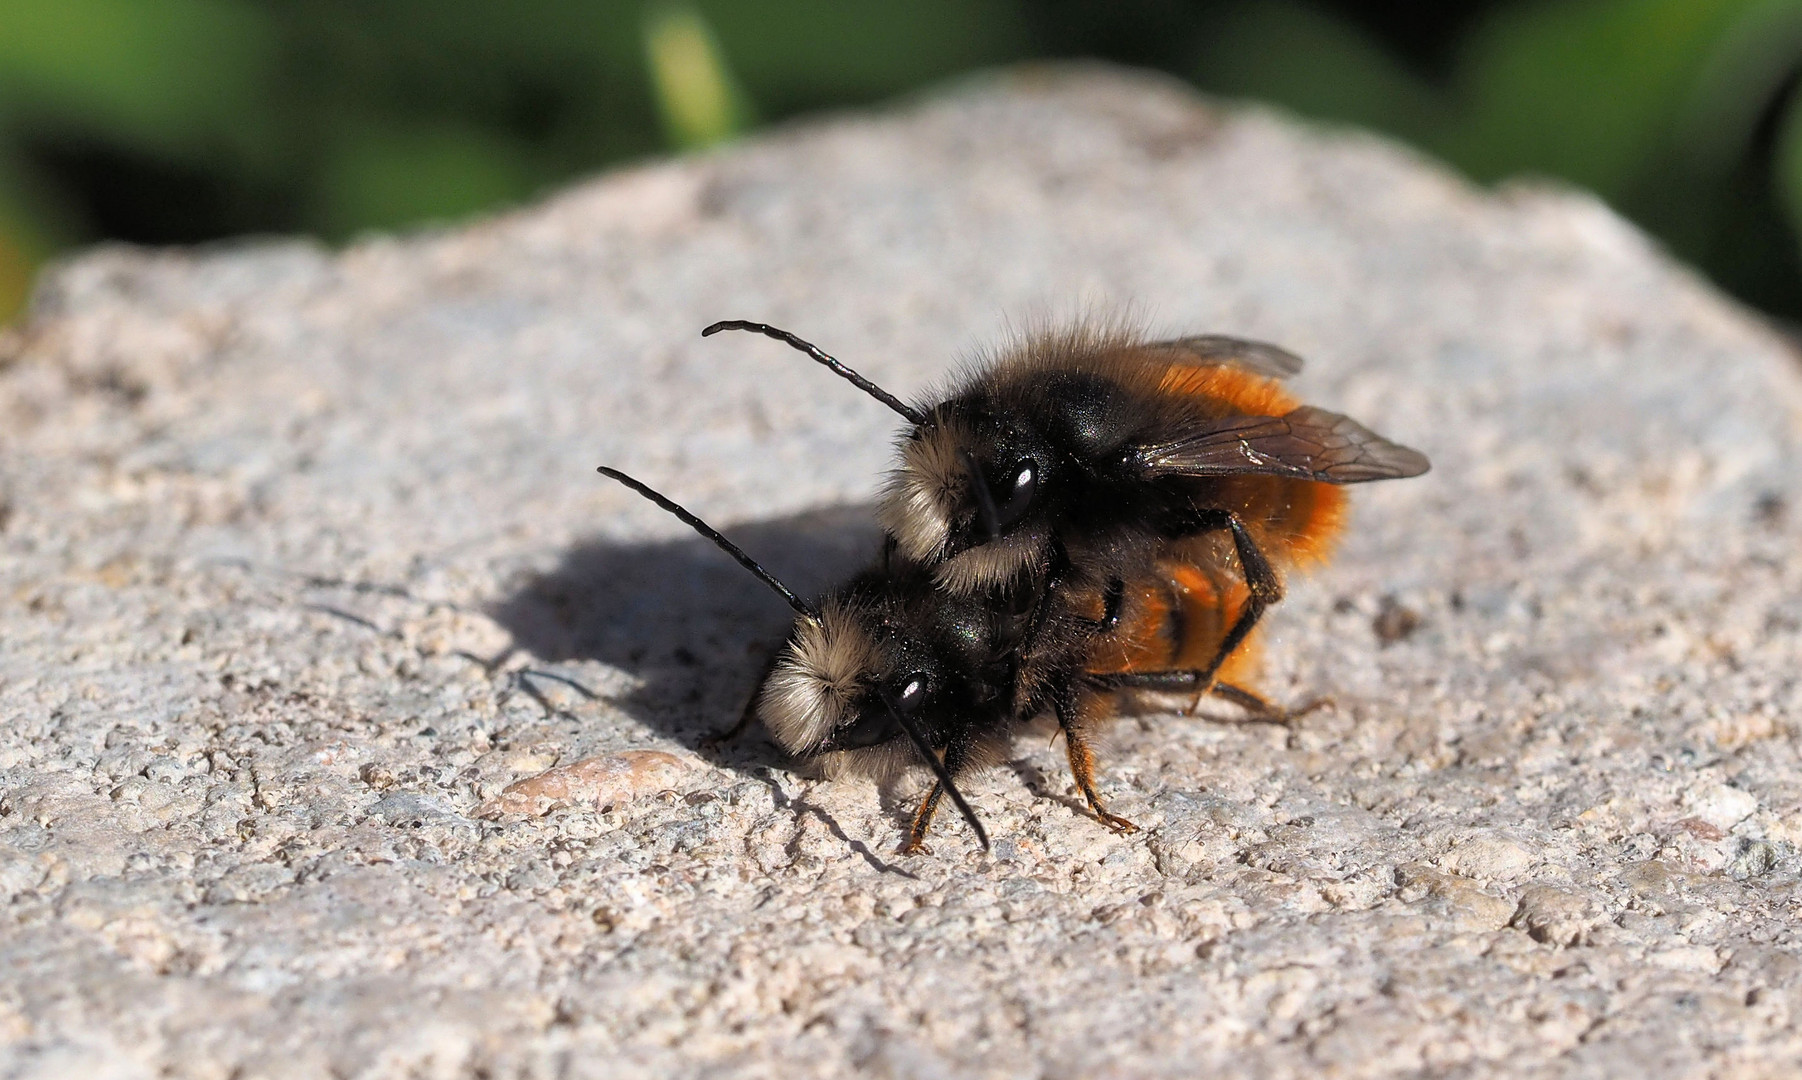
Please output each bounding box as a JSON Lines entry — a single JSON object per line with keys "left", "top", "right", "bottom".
{"left": 870, "top": 324, "right": 1428, "bottom": 593}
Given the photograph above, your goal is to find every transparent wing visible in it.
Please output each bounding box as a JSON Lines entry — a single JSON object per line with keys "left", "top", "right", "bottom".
{"left": 1145, "top": 334, "right": 1305, "bottom": 380}
{"left": 1134, "top": 405, "right": 1430, "bottom": 483}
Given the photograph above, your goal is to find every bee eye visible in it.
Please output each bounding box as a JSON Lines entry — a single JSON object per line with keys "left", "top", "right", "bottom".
{"left": 994, "top": 459, "right": 1038, "bottom": 531}
{"left": 891, "top": 672, "right": 932, "bottom": 715}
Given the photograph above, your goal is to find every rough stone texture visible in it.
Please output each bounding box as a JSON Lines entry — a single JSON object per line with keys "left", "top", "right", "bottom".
{"left": 4, "top": 65, "right": 1802, "bottom": 1079}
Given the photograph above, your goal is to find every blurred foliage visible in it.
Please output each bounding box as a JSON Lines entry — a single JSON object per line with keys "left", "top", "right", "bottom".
{"left": 643, "top": 3, "right": 755, "bottom": 150}
{"left": 1, "top": 0, "right": 1801, "bottom": 323}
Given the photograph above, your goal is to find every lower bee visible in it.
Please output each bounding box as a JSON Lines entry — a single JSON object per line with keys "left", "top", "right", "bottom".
{"left": 596, "top": 469, "right": 1322, "bottom": 854}
{"left": 597, "top": 467, "right": 1014, "bottom": 851}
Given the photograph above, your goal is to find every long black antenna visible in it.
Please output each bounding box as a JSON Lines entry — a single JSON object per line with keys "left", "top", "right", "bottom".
{"left": 598, "top": 467, "right": 819, "bottom": 622}
{"left": 702, "top": 320, "right": 926, "bottom": 425}
{"left": 884, "top": 699, "right": 990, "bottom": 851}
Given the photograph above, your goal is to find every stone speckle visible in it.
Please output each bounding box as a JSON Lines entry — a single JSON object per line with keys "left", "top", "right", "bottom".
{"left": 479, "top": 750, "right": 695, "bottom": 817}
{"left": 4, "top": 66, "right": 1802, "bottom": 1078}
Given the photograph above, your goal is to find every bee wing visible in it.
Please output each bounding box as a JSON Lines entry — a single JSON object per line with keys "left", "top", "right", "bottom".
{"left": 1146, "top": 335, "right": 1305, "bottom": 380}
{"left": 1134, "top": 406, "right": 1430, "bottom": 483}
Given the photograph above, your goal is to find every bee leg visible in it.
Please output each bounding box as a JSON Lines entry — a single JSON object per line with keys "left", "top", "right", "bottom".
{"left": 898, "top": 741, "right": 973, "bottom": 855}
{"left": 1180, "top": 510, "right": 1284, "bottom": 693}
{"left": 1054, "top": 691, "right": 1138, "bottom": 835}
{"left": 701, "top": 691, "right": 759, "bottom": 749}
{"left": 1098, "top": 670, "right": 1220, "bottom": 717}
{"left": 1097, "top": 576, "right": 1125, "bottom": 631}
{"left": 1207, "top": 680, "right": 1275, "bottom": 716}
{"left": 1209, "top": 681, "right": 1330, "bottom": 723}
{"left": 900, "top": 785, "right": 944, "bottom": 856}
{"left": 1095, "top": 672, "right": 1319, "bottom": 725}
{"left": 700, "top": 653, "right": 779, "bottom": 749}
{"left": 1060, "top": 574, "right": 1125, "bottom": 637}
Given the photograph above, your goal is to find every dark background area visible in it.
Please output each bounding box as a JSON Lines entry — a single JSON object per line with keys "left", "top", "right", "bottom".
{"left": 3, "top": 0, "right": 1800, "bottom": 325}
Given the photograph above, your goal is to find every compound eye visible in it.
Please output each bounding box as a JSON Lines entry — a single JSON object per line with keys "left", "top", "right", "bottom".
{"left": 994, "top": 459, "right": 1038, "bottom": 531}
{"left": 891, "top": 672, "right": 932, "bottom": 716}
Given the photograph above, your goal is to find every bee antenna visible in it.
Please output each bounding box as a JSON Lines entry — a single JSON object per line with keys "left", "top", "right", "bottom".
{"left": 883, "top": 698, "right": 991, "bottom": 852}
{"left": 959, "top": 450, "right": 1001, "bottom": 541}
{"left": 597, "top": 467, "right": 820, "bottom": 622}
{"left": 702, "top": 320, "right": 927, "bottom": 426}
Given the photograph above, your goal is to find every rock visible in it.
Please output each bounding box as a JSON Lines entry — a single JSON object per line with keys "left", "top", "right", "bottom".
{"left": 1510, "top": 884, "right": 1603, "bottom": 947}
{"left": 5, "top": 64, "right": 1802, "bottom": 1077}
{"left": 1439, "top": 831, "right": 1536, "bottom": 883}
{"left": 1683, "top": 782, "right": 1759, "bottom": 833}
{"left": 1396, "top": 863, "right": 1518, "bottom": 932}
{"left": 477, "top": 750, "right": 694, "bottom": 817}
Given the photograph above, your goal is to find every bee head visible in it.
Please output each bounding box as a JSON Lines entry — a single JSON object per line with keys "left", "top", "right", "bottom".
{"left": 702, "top": 320, "right": 1141, "bottom": 601}
{"left": 598, "top": 458, "right": 998, "bottom": 850}
{"left": 757, "top": 573, "right": 1013, "bottom": 764}
{"left": 879, "top": 406, "right": 1059, "bottom": 595}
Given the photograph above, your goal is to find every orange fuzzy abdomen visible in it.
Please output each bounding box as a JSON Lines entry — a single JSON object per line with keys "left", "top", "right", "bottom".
{"left": 1070, "top": 360, "right": 1351, "bottom": 691}
{"left": 1155, "top": 362, "right": 1299, "bottom": 418}
{"left": 1084, "top": 554, "right": 1259, "bottom": 686}
{"left": 1207, "top": 474, "right": 1346, "bottom": 571}
{"left": 1155, "top": 362, "right": 1347, "bottom": 571}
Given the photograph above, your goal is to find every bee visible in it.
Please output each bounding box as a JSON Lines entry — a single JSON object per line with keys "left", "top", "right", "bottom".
{"left": 703, "top": 319, "right": 1428, "bottom": 722}
{"left": 595, "top": 467, "right": 1346, "bottom": 854}
{"left": 596, "top": 467, "right": 1016, "bottom": 852}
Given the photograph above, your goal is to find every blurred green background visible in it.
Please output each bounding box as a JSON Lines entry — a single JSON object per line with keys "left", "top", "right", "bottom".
{"left": 4, "top": 0, "right": 1802, "bottom": 324}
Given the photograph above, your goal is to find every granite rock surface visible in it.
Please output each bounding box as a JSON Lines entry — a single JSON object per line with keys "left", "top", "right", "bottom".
{"left": 4, "top": 66, "right": 1802, "bottom": 1079}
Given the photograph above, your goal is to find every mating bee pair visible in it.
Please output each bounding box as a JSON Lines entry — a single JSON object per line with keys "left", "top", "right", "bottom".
{"left": 600, "top": 320, "right": 1429, "bottom": 854}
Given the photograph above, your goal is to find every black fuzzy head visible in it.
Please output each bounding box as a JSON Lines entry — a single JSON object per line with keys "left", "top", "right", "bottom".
{"left": 879, "top": 362, "right": 1146, "bottom": 594}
